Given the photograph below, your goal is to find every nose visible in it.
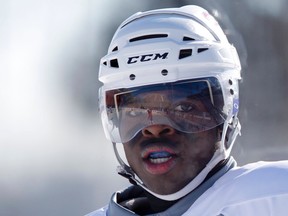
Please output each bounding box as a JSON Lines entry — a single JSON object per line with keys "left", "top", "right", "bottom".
{"left": 142, "top": 124, "right": 175, "bottom": 138}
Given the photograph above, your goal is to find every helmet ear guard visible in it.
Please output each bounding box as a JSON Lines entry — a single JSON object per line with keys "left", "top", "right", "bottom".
{"left": 218, "top": 114, "right": 241, "bottom": 158}
{"left": 216, "top": 110, "right": 241, "bottom": 156}
{"left": 226, "top": 115, "right": 241, "bottom": 152}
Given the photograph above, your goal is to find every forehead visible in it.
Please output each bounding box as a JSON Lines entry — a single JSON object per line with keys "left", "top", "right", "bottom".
{"left": 123, "top": 89, "right": 205, "bottom": 106}
{"left": 114, "top": 79, "right": 211, "bottom": 99}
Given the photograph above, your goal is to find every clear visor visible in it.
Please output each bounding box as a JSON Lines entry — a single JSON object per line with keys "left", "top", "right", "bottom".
{"left": 102, "top": 77, "right": 225, "bottom": 143}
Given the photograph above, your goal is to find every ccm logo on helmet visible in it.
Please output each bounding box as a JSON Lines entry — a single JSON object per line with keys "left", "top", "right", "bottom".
{"left": 127, "top": 52, "right": 168, "bottom": 64}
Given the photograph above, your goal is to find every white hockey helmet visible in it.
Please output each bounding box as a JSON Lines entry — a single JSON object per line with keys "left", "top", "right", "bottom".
{"left": 99, "top": 5, "right": 241, "bottom": 200}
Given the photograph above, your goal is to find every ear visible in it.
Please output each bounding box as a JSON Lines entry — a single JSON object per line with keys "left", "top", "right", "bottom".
{"left": 216, "top": 125, "right": 224, "bottom": 142}
{"left": 217, "top": 123, "right": 231, "bottom": 145}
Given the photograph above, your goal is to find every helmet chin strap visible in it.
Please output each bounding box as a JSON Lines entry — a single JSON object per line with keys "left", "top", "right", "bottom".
{"left": 112, "top": 142, "right": 137, "bottom": 186}
{"left": 112, "top": 116, "right": 241, "bottom": 201}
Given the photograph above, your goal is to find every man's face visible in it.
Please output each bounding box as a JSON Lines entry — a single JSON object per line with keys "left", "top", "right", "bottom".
{"left": 122, "top": 90, "right": 219, "bottom": 195}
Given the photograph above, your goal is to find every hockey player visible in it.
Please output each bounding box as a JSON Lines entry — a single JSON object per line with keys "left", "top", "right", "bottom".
{"left": 87, "top": 5, "right": 288, "bottom": 216}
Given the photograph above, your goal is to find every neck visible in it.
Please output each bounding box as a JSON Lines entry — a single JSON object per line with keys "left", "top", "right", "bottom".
{"left": 144, "top": 190, "right": 178, "bottom": 213}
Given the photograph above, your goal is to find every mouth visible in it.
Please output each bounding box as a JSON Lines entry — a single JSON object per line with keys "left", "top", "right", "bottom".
{"left": 141, "top": 146, "right": 178, "bottom": 175}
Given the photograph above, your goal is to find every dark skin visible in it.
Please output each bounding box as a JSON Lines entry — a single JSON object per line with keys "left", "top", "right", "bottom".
{"left": 123, "top": 124, "right": 219, "bottom": 195}
{"left": 121, "top": 88, "right": 221, "bottom": 195}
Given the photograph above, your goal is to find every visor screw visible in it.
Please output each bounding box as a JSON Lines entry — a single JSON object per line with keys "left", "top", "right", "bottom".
{"left": 129, "top": 74, "right": 136, "bottom": 80}
{"left": 229, "top": 79, "right": 233, "bottom": 85}
{"left": 161, "top": 69, "right": 168, "bottom": 76}
{"left": 230, "top": 89, "right": 234, "bottom": 95}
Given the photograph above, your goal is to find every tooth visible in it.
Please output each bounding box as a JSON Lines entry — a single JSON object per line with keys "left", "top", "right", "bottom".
{"left": 150, "top": 157, "right": 171, "bottom": 164}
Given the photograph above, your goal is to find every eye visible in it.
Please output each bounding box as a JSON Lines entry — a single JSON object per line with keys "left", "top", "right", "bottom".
{"left": 128, "top": 109, "right": 138, "bottom": 117}
{"left": 174, "top": 103, "right": 195, "bottom": 112}
{"left": 124, "top": 107, "right": 142, "bottom": 117}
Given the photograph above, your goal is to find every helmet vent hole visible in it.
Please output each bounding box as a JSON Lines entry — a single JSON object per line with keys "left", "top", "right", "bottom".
{"left": 110, "top": 59, "right": 119, "bottom": 68}
{"left": 183, "top": 36, "right": 195, "bottom": 41}
{"left": 197, "top": 48, "right": 209, "bottom": 53}
{"left": 112, "top": 46, "right": 118, "bottom": 52}
{"left": 103, "top": 61, "right": 107, "bottom": 66}
{"left": 129, "top": 34, "right": 168, "bottom": 42}
{"left": 230, "top": 89, "right": 234, "bottom": 95}
{"left": 229, "top": 79, "right": 233, "bottom": 85}
{"left": 179, "top": 49, "right": 193, "bottom": 59}
{"left": 129, "top": 74, "right": 136, "bottom": 80}
{"left": 161, "top": 69, "right": 168, "bottom": 76}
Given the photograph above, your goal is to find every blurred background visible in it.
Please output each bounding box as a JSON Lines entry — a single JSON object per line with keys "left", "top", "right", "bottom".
{"left": 0, "top": 0, "right": 287, "bottom": 215}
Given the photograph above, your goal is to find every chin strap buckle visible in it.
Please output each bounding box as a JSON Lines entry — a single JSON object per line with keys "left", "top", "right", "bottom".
{"left": 117, "top": 165, "right": 137, "bottom": 185}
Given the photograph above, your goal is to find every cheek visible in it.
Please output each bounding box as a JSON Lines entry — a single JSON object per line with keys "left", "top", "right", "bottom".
{"left": 184, "top": 131, "right": 217, "bottom": 158}
{"left": 123, "top": 143, "right": 140, "bottom": 167}
{"left": 123, "top": 144, "right": 132, "bottom": 161}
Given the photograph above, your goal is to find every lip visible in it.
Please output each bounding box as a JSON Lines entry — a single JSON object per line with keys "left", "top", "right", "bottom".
{"left": 141, "top": 146, "right": 178, "bottom": 175}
